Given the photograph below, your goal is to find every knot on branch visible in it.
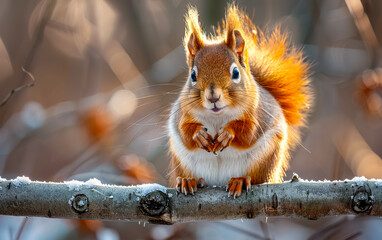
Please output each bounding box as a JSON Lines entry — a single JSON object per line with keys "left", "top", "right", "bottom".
{"left": 272, "top": 193, "right": 278, "bottom": 209}
{"left": 139, "top": 191, "right": 169, "bottom": 217}
{"left": 352, "top": 184, "right": 373, "bottom": 214}
{"left": 290, "top": 173, "right": 300, "bottom": 183}
{"left": 71, "top": 194, "right": 89, "bottom": 214}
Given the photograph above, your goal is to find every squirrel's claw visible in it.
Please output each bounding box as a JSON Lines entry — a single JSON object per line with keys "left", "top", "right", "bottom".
{"left": 226, "top": 176, "right": 251, "bottom": 199}
{"left": 193, "top": 126, "right": 214, "bottom": 152}
{"left": 176, "top": 177, "right": 205, "bottom": 196}
{"left": 213, "top": 127, "right": 233, "bottom": 153}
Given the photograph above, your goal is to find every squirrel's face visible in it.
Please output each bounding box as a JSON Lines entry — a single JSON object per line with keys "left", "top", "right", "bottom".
{"left": 185, "top": 44, "right": 251, "bottom": 115}
{"left": 181, "top": 18, "right": 257, "bottom": 115}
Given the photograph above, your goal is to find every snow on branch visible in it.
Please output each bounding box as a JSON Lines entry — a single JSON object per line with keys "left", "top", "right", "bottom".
{"left": 0, "top": 175, "right": 381, "bottom": 224}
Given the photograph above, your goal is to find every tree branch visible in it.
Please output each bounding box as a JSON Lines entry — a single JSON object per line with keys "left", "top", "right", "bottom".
{"left": 0, "top": 175, "right": 381, "bottom": 224}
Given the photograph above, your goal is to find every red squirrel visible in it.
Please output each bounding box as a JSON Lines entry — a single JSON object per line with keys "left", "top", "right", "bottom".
{"left": 168, "top": 4, "right": 312, "bottom": 198}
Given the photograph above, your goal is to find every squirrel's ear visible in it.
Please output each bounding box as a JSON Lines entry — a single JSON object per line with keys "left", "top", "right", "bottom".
{"left": 184, "top": 7, "right": 204, "bottom": 65}
{"left": 226, "top": 29, "right": 245, "bottom": 59}
{"left": 187, "top": 32, "right": 203, "bottom": 57}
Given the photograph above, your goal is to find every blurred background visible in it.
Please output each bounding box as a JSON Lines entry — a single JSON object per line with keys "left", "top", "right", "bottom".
{"left": 0, "top": 0, "right": 382, "bottom": 239}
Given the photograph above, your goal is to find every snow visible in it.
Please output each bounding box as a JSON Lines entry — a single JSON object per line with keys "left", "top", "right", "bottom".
{"left": 86, "top": 178, "right": 103, "bottom": 186}
{"left": 287, "top": 175, "right": 382, "bottom": 184}
{"left": 134, "top": 183, "right": 167, "bottom": 197}
{"left": 12, "top": 176, "right": 31, "bottom": 187}
{"left": 374, "top": 181, "right": 382, "bottom": 187}
{"left": 64, "top": 180, "right": 83, "bottom": 191}
{"left": 351, "top": 176, "right": 368, "bottom": 182}
{"left": 64, "top": 178, "right": 103, "bottom": 191}
{"left": 68, "top": 196, "right": 75, "bottom": 206}
{"left": 77, "top": 200, "right": 85, "bottom": 207}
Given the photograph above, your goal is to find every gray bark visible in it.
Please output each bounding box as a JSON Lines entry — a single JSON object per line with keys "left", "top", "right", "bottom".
{"left": 0, "top": 175, "right": 381, "bottom": 224}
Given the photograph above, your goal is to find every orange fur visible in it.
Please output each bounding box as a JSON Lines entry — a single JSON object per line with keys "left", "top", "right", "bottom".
{"left": 220, "top": 114, "right": 260, "bottom": 150}
{"left": 186, "top": 4, "right": 312, "bottom": 127}
{"left": 169, "top": 4, "right": 312, "bottom": 190}
{"left": 168, "top": 151, "right": 194, "bottom": 187}
{"left": 178, "top": 114, "right": 202, "bottom": 150}
{"left": 251, "top": 29, "right": 311, "bottom": 126}
{"left": 178, "top": 113, "right": 214, "bottom": 151}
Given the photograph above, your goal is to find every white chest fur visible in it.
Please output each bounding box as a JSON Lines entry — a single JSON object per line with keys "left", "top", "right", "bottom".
{"left": 169, "top": 108, "right": 256, "bottom": 186}
{"left": 182, "top": 148, "right": 253, "bottom": 186}
{"left": 168, "top": 85, "right": 288, "bottom": 186}
{"left": 168, "top": 104, "right": 287, "bottom": 186}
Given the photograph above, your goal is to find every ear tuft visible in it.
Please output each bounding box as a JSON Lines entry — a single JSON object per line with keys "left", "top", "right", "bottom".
{"left": 184, "top": 6, "right": 204, "bottom": 63}
{"left": 188, "top": 32, "right": 202, "bottom": 57}
{"left": 226, "top": 29, "right": 245, "bottom": 59}
{"left": 233, "top": 30, "right": 245, "bottom": 57}
{"left": 224, "top": 5, "right": 246, "bottom": 60}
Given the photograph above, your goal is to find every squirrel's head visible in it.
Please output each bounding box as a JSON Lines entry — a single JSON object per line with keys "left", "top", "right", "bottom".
{"left": 180, "top": 6, "right": 257, "bottom": 116}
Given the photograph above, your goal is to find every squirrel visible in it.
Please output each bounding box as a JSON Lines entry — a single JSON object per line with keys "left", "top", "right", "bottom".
{"left": 167, "top": 4, "right": 312, "bottom": 198}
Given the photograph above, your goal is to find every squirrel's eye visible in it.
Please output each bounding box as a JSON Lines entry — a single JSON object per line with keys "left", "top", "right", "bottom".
{"left": 230, "top": 63, "right": 241, "bottom": 84}
{"left": 190, "top": 66, "right": 198, "bottom": 86}
{"left": 232, "top": 67, "right": 240, "bottom": 80}
{"left": 191, "top": 70, "right": 197, "bottom": 82}
{"left": 229, "top": 63, "right": 240, "bottom": 83}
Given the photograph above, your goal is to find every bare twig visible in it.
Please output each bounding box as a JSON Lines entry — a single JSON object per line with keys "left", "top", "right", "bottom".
{"left": 307, "top": 217, "right": 349, "bottom": 240}
{"left": 332, "top": 119, "right": 382, "bottom": 178}
{"left": 345, "top": 0, "right": 380, "bottom": 67}
{"left": 0, "top": 0, "right": 56, "bottom": 108}
{"left": 15, "top": 217, "right": 28, "bottom": 240}
{"left": 345, "top": 0, "right": 379, "bottom": 51}
{"left": 0, "top": 175, "right": 381, "bottom": 224}
{"left": 0, "top": 68, "right": 35, "bottom": 108}
{"left": 23, "top": 0, "right": 57, "bottom": 70}
{"left": 259, "top": 219, "right": 271, "bottom": 240}
{"left": 342, "top": 231, "right": 362, "bottom": 240}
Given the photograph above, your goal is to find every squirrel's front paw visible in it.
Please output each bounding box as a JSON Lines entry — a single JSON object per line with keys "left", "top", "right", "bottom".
{"left": 176, "top": 177, "right": 206, "bottom": 195}
{"left": 193, "top": 127, "right": 214, "bottom": 152}
{"left": 213, "top": 127, "right": 234, "bottom": 154}
{"left": 226, "top": 176, "right": 251, "bottom": 199}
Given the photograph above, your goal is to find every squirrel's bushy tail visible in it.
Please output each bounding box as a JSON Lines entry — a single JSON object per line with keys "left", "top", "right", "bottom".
{"left": 222, "top": 5, "right": 312, "bottom": 127}
{"left": 251, "top": 29, "right": 312, "bottom": 126}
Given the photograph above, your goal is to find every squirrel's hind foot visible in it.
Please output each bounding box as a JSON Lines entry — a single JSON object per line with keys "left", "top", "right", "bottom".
{"left": 226, "top": 176, "right": 251, "bottom": 199}
{"left": 176, "top": 177, "right": 205, "bottom": 196}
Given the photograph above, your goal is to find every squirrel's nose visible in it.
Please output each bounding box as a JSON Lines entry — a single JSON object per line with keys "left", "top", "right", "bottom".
{"left": 208, "top": 95, "right": 220, "bottom": 103}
